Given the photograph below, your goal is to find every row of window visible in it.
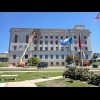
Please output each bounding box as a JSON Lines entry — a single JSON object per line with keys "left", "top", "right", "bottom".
{"left": 13, "top": 45, "right": 88, "bottom": 51}
{"left": 14, "top": 35, "right": 87, "bottom": 43}
{"left": 13, "top": 55, "right": 65, "bottom": 59}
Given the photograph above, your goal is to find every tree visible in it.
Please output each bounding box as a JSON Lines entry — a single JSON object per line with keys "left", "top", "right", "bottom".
{"left": 27, "top": 57, "right": 40, "bottom": 66}
{"left": 65, "top": 55, "right": 73, "bottom": 64}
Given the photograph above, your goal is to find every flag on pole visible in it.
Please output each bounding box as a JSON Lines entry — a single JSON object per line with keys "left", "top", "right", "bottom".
{"left": 78, "top": 33, "right": 82, "bottom": 49}
{"left": 60, "top": 37, "right": 73, "bottom": 45}
{"left": 94, "top": 13, "right": 100, "bottom": 21}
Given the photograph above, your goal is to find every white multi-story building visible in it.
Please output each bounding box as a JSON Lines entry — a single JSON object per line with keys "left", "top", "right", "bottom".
{"left": 9, "top": 25, "right": 92, "bottom": 66}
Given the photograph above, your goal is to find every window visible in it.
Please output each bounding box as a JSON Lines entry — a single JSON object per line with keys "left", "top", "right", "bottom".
{"left": 45, "top": 41, "right": 48, "bottom": 44}
{"left": 50, "top": 36, "right": 53, "bottom": 39}
{"left": 40, "top": 41, "right": 43, "bottom": 44}
{"left": 14, "top": 35, "right": 18, "bottom": 43}
{"left": 62, "top": 55, "right": 64, "bottom": 59}
{"left": 74, "top": 40, "right": 77, "bottom": 44}
{"left": 85, "top": 47, "right": 88, "bottom": 50}
{"left": 56, "top": 55, "right": 59, "bottom": 59}
{"left": 55, "top": 41, "right": 58, "bottom": 44}
{"left": 74, "top": 36, "right": 76, "bottom": 39}
{"left": 74, "top": 47, "right": 77, "bottom": 51}
{"left": 34, "top": 36, "right": 37, "bottom": 38}
{"left": 84, "top": 36, "right": 87, "bottom": 39}
{"left": 61, "top": 47, "right": 64, "bottom": 51}
{"left": 25, "top": 55, "right": 28, "bottom": 59}
{"left": 55, "top": 36, "right": 58, "bottom": 39}
{"left": 62, "top": 62, "right": 64, "bottom": 66}
{"left": 86, "top": 55, "right": 88, "bottom": 59}
{"left": 45, "top": 36, "right": 48, "bottom": 39}
{"left": 66, "top": 36, "right": 68, "bottom": 38}
{"left": 56, "top": 62, "right": 59, "bottom": 66}
{"left": 40, "top": 36, "right": 43, "bottom": 39}
{"left": 50, "top": 55, "right": 53, "bottom": 59}
{"left": 26, "top": 35, "right": 29, "bottom": 43}
{"left": 56, "top": 47, "right": 59, "bottom": 51}
{"left": 66, "top": 47, "right": 70, "bottom": 51}
{"left": 34, "top": 40, "right": 37, "bottom": 44}
{"left": 40, "top": 47, "right": 43, "bottom": 51}
{"left": 34, "top": 47, "right": 37, "bottom": 51}
{"left": 61, "top": 36, "right": 63, "bottom": 39}
{"left": 50, "top": 41, "right": 53, "bottom": 44}
{"left": 84, "top": 41, "right": 87, "bottom": 44}
{"left": 13, "top": 45, "right": 17, "bottom": 50}
{"left": 13, "top": 55, "right": 16, "bottom": 59}
{"left": 45, "top": 55, "right": 48, "bottom": 59}
{"left": 40, "top": 55, "right": 42, "bottom": 59}
{"left": 45, "top": 47, "right": 48, "bottom": 51}
{"left": 51, "top": 47, "right": 53, "bottom": 51}
{"left": 51, "top": 62, "right": 53, "bottom": 66}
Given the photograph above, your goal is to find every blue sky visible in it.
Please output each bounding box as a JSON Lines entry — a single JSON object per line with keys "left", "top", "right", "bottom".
{"left": 0, "top": 12, "right": 100, "bottom": 53}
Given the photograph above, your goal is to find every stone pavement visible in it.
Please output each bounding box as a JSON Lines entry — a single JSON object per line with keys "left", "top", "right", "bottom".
{"left": 0, "top": 76, "right": 63, "bottom": 87}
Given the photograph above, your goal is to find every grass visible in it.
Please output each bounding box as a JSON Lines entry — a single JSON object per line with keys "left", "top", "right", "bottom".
{"left": 36, "top": 78, "right": 96, "bottom": 87}
{"left": 0, "top": 62, "right": 10, "bottom": 67}
{"left": 92, "top": 62, "right": 100, "bottom": 66}
{"left": 0, "top": 72, "right": 63, "bottom": 82}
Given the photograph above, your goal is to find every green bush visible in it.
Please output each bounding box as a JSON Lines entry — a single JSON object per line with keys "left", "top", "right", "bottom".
{"left": 0, "top": 62, "right": 10, "bottom": 67}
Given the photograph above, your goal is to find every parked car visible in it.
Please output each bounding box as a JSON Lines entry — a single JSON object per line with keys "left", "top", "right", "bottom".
{"left": 92, "top": 64, "right": 98, "bottom": 68}
{"left": 37, "top": 62, "right": 48, "bottom": 68}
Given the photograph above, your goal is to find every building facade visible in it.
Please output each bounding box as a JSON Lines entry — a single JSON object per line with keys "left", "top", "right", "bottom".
{"left": 9, "top": 25, "right": 92, "bottom": 66}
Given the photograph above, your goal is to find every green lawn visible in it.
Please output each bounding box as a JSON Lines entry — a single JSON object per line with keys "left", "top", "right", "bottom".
{"left": 92, "top": 62, "right": 100, "bottom": 66}
{"left": 0, "top": 62, "right": 10, "bottom": 67}
{"left": 0, "top": 72, "right": 63, "bottom": 82}
{"left": 36, "top": 78, "right": 96, "bottom": 87}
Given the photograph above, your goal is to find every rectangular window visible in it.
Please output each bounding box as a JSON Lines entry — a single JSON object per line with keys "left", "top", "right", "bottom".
{"left": 34, "top": 40, "right": 37, "bottom": 44}
{"left": 34, "top": 47, "right": 37, "bottom": 51}
{"left": 45, "top": 41, "right": 48, "bottom": 44}
{"left": 34, "top": 55, "right": 37, "bottom": 57}
{"left": 84, "top": 41, "right": 87, "bottom": 44}
{"left": 66, "top": 36, "right": 68, "bottom": 38}
{"left": 45, "top": 36, "right": 48, "bottom": 39}
{"left": 34, "top": 36, "right": 37, "bottom": 38}
{"left": 45, "top": 55, "right": 48, "bottom": 59}
{"left": 74, "top": 36, "right": 76, "bottom": 39}
{"left": 85, "top": 47, "right": 88, "bottom": 50}
{"left": 62, "top": 62, "right": 64, "bottom": 66}
{"left": 40, "top": 36, "right": 43, "bottom": 39}
{"left": 50, "top": 41, "right": 53, "bottom": 44}
{"left": 50, "top": 36, "right": 53, "bottom": 39}
{"left": 56, "top": 62, "right": 59, "bottom": 66}
{"left": 86, "top": 55, "right": 88, "bottom": 59}
{"left": 61, "top": 36, "right": 63, "bottom": 39}
{"left": 40, "top": 41, "right": 43, "bottom": 44}
{"left": 14, "top": 35, "right": 18, "bottom": 43}
{"left": 66, "top": 47, "right": 69, "bottom": 51}
{"left": 40, "top": 55, "right": 42, "bottom": 59}
{"left": 56, "top": 47, "right": 59, "bottom": 51}
{"left": 56, "top": 55, "right": 59, "bottom": 59}
{"left": 51, "top": 62, "right": 53, "bottom": 66}
{"left": 51, "top": 47, "right": 53, "bottom": 51}
{"left": 45, "top": 47, "right": 48, "bottom": 51}
{"left": 13, "top": 55, "right": 16, "bottom": 59}
{"left": 55, "top": 41, "right": 58, "bottom": 44}
{"left": 62, "top": 55, "right": 64, "bottom": 59}
{"left": 55, "top": 36, "right": 58, "bottom": 39}
{"left": 26, "top": 35, "right": 29, "bottom": 43}
{"left": 25, "top": 55, "right": 28, "bottom": 59}
{"left": 40, "top": 47, "right": 43, "bottom": 51}
{"left": 61, "top": 47, "right": 64, "bottom": 51}
{"left": 13, "top": 45, "right": 17, "bottom": 50}
{"left": 50, "top": 55, "right": 53, "bottom": 59}
{"left": 84, "top": 36, "right": 87, "bottom": 39}
{"left": 74, "top": 47, "right": 77, "bottom": 51}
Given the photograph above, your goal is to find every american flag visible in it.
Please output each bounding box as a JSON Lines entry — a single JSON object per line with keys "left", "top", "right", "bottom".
{"left": 94, "top": 13, "right": 100, "bottom": 21}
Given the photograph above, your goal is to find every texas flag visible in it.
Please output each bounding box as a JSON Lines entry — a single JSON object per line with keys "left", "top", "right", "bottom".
{"left": 94, "top": 13, "right": 100, "bottom": 21}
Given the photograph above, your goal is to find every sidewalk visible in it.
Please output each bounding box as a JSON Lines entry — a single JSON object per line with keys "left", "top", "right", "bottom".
{"left": 0, "top": 76, "right": 63, "bottom": 87}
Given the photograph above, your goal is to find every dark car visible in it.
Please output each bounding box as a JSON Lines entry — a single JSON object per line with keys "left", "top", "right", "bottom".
{"left": 37, "top": 62, "right": 48, "bottom": 68}
{"left": 92, "top": 64, "right": 98, "bottom": 68}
